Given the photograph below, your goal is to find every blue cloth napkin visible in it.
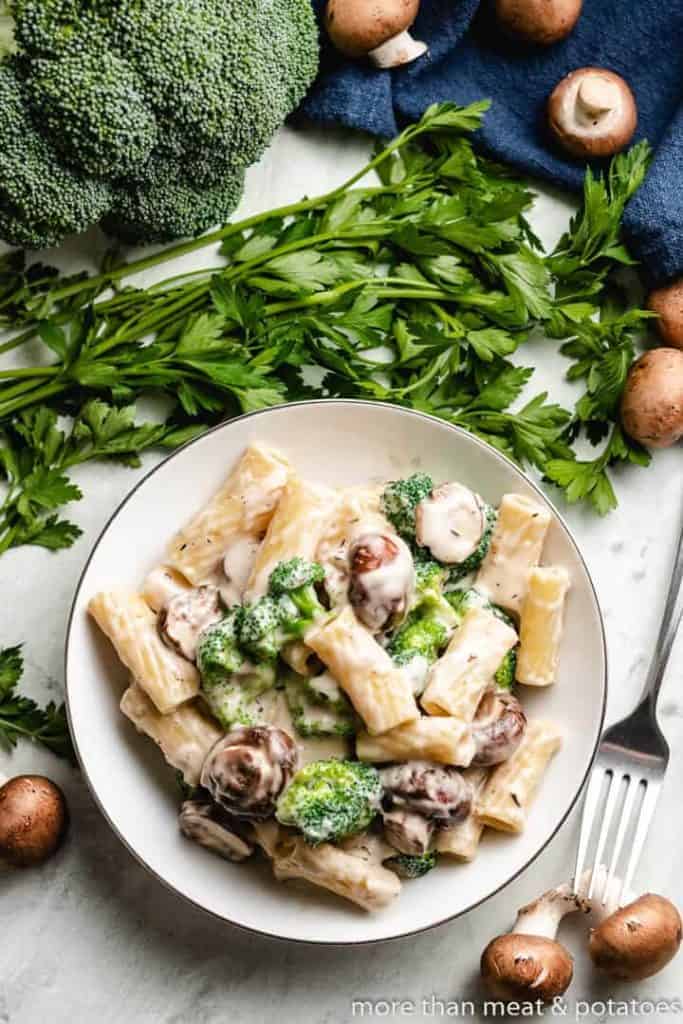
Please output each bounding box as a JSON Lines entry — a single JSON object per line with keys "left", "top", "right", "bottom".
{"left": 302, "top": 0, "right": 683, "bottom": 285}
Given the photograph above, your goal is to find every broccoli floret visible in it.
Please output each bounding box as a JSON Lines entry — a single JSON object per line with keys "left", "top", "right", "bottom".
{"left": 202, "top": 666, "right": 275, "bottom": 729}
{"left": 238, "top": 596, "right": 286, "bottom": 664}
{"left": 196, "top": 609, "right": 244, "bottom": 685}
{"left": 284, "top": 675, "right": 356, "bottom": 739}
{"left": 414, "top": 557, "right": 449, "bottom": 601}
{"left": 0, "top": 59, "right": 111, "bottom": 248}
{"left": 304, "top": 672, "right": 349, "bottom": 713}
{"left": 381, "top": 473, "right": 434, "bottom": 539}
{"left": 448, "top": 502, "right": 497, "bottom": 582}
{"left": 389, "top": 612, "right": 448, "bottom": 667}
{"left": 385, "top": 851, "right": 437, "bottom": 879}
{"left": 27, "top": 51, "right": 158, "bottom": 177}
{"left": 276, "top": 760, "right": 382, "bottom": 845}
{"left": 268, "top": 558, "right": 326, "bottom": 637}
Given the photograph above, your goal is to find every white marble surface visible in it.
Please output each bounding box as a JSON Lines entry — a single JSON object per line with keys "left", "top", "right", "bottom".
{"left": 2, "top": 125, "right": 683, "bottom": 1024}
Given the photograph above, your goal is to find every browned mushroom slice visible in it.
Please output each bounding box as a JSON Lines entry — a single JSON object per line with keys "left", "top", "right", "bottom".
{"left": 201, "top": 725, "right": 299, "bottom": 820}
{"left": 324, "top": 0, "right": 427, "bottom": 68}
{"left": 348, "top": 532, "right": 415, "bottom": 633}
{"left": 415, "top": 482, "right": 487, "bottom": 565}
{"left": 158, "top": 584, "right": 223, "bottom": 662}
{"left": 548, "top": 68, "right": 637, "bottom": 159}
{"left": 379, "top": 761, "right": 472, "bottom": 827}
{"left": 471, "top": 688, "right": 527, "bottom": 767}
{"left": 0, "top": 775, "right": 68, "bottom": 867}
{"left": 178, "top": 799, "right": 254, "bottom": 862}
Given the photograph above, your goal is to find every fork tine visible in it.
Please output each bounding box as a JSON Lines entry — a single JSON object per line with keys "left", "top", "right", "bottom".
{"left": 602, "top": 774, "right": 637, "bottom": 905}
{"left": 620, "top": 781, "right": 662, "bottom": 905}
{"left": 573, "top": 768, "right": 606, "bottom": 894}
{"left": 587, "top": 770, "right": 622, "bottom": 900}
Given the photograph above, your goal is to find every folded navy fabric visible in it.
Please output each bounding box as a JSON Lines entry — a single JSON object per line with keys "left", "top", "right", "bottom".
{"left": 303, "top": 0, "right": 683, "bottom": 285}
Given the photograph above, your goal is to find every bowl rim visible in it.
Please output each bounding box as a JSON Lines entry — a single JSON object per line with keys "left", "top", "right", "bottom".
{"left": 65, "top": 398, "right": 608, "bottom": 946}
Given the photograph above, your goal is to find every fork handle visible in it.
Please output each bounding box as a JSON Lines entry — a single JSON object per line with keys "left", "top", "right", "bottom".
{"left": 641, "top": 506, "right": 683, "bottom": 710}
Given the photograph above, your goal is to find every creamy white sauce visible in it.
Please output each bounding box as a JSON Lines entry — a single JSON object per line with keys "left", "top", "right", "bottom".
{"left": 221, "top": 533, "right": 262, "bottom": 606}
{"left": 416, "top": 482, "right": 485, "bottom": 564}
{"left": 349, "top": 532, "right": 415, "bottom": 633}
{"left": 400, "top": 654, "right": 431, "bottom": 696}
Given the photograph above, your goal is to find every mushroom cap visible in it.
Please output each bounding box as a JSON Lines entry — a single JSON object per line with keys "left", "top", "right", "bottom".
{"left": 495, "top": 0, "right": 583, "bottom": 45}
{"left": 648, "top": 280, "right": 683, "bottom": 349}
{"left": 548, "top": 68, "right": 637, "bottom": 159}
{"left": 324, "top": 0, "right": 421, "bottom": 57}
{"left": 589, "top": 894, "right": 682, "bottom": 981}
{"left": 0, "top": 775, "right": 68, "bottom": 867}
{"left": 621, "top": 348, "right": 683, "bottom": 449}
{"left": 481, "top": 933, "right": 573, "bottom": 1002}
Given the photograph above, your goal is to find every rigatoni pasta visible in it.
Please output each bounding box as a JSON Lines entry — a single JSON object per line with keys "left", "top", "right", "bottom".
{"left": 356, "top": 717, "right": 475, "bottom": 766}
{"left": 516, "top": 567, "right": 570, "bottom": 686}
{"left": 435, "top": 767, "right": 488, "bottom": 860}
{"left": 475, "top": 493, "right": 551, "bottom": 615}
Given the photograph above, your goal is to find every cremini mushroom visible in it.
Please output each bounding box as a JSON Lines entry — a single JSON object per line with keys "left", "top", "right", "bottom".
{"left": 348, "top": 532, "right": 415, "bottom": 633}
{"left": 324, "top": 0, "right": 427, "bottom": 69}
{"left": 621, "top": 348, "right": 683, "bottom": 449}
{"left": 495, "top": 0, "right": 583, "bottom": 45}
{"left": 589, "top": 893, "right": 682, "bottom": 981}
{"left": 648, "top": 280, "right": 683, "bottom": 350}
{"left": 0, "top": 774, "right": 68, "bottom": 867}
{"left": 471, "top": 688, "right": 527, "bottom": 767}
{"left": 380, "top": 761, "right": 471, "bottom": 853}
{"left": 200, "top": 725, "right": 299, "bottom": 819}
{"left": 178, "top": 799, "right": 254, "bottom": 862}
{"left": 482, "top": 884, "right": 588, "bottom": 1002}
{"left": 158, "top": 584, "right": 223, "bottom": 662}
{"left": 548, "top": 68, "right": 637, "bottom": 159}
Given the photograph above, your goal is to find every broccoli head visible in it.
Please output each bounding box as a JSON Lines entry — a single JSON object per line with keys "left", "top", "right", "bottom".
{"left": 0, "top": 0, "right": 318, "bottom": 247}
{"left": 381, "top": 473, "right": 434, "bottom": 539}
{"left": 389, "top": 611, "right": 448, "bottom": 668}
{"left": 196, "top": 609, "right": 244, "bottom": 686}
{"left": 268, "top": 558, "right": 326, "bottom": 636}
{"left": 385, "top": 850, "right": 437, "bottom": 879}
{"left": 238, "top": 596, "right": 285, "bottom": 664}
{"left": 201, "top": 666, "right": 276, "bottom": 729}
{"left": 276, "top": 759, "right": 382, "bottom": 845}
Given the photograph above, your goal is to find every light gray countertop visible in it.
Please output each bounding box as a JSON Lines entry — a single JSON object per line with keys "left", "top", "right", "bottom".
{"left": 2, "top": 125, "right": 683, "bottom": 1024}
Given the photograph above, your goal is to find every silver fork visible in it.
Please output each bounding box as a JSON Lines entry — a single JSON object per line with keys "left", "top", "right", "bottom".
{"left": 573, "top": 511, "right": 683, "bottom": 908}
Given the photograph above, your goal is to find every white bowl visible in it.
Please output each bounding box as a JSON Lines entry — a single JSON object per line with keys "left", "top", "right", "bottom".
{"left": 65, "top": 400, "right": 606, "bottom": 944}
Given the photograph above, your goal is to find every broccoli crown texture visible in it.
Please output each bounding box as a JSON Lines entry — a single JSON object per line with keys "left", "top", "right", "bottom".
{"left": 494, "top": 647, "right": 517, "bottom": 690}
{"left": 385, "top": 851, "right": 437, "bottom": 879}
{"left": 202, "top": 667, "right": 275, "bottom": 729}
{"left": 0, "top": 0, "right": 318, "bottom": 246}
{"left": 238, "top": 596, "right": 285, "bottom": 663}
{"left": 389, "top": 611, "right": 448, "bottom": 667}
{"left": 276, "top": 759, "right": 382, "bottom": 845}
{"left": 268, "top": 558, "right": 326, "bottom": 636}
{"left": 196, "top": 609, "right": 245, "bottom": 686}
{"left": 269, "top": 557, "right": 325, "bottom": 596}
{"left": 381, "top": 473, "right": 434, "bottom": 539}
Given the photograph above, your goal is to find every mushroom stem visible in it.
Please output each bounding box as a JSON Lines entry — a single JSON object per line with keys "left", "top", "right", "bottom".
{"left": 513, "top": 883, "right": 589, "bottom": 938}
{"left": 369, "top": 30, "right": 427, "bottom": 68}
{"left": 576, "top": 76, "right": 620, "bottom": 120}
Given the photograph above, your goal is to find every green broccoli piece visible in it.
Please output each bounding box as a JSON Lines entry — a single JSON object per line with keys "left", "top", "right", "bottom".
{"left": 448, "top": 502, "right": 497, "bottom": 582}
{"left": 304, "top": 672, "right": 349, "bottom": 713}
{"left": 202, "top": 666, "right": 275, "bottom": 729}
{"left": 284, "top": 675, "right": 356, "bottom": 739}
{"left": 238, "top": 596, "right": 286, "bottom": 664}
{"left": 389, "top": 612, "right": 448, "bottom": 668}
{"left": 0, "top": 59, "right": 111, "bottom": 248}
{"left": 276, "top": 760, "right": 382, "bottom": 845}
{"left": 385, "top": 851, "right": 437, "bottom": 879}
{"left": 268, "top": 558, "right": 326, "bottom": 637}
{"left": 196, "top": 609, "right": 244, "bottom": 686}
{"left": 445, "top": 588, "right": 518, "bottom": 689}
{"left": 494, "top": 647, "right": 517, "bottom": 690}
{"left": 381, "top": 473, "right": 434, "bottom": 539}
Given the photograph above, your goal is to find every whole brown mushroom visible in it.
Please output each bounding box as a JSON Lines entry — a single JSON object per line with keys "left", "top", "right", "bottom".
{"left": 324, "top": 0, "right": 427, "bottom": 69}
{"left": 481, "top": 884, "right": 588, "bottom": 1003}
{"left": 589, "top": 893, "right": 682, "bottom": 981}
{"left": 648, "top": 280, "right": 683, "bottom": 349}
{"left": 621, "top": 348, "right": 683, "bottom": 448}
{"left": 0, "top": 775, "right": 68, "bottom": 867}
{"left": 495, "top": 0, "right": 583, "bottom": 45}
{"left": 548, "top": 68, "right": 637, "bottom": 159}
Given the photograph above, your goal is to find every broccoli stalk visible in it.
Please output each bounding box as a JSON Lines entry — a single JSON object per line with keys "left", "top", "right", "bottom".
{"left": 269, "top": 557, "right": 326, "bottom": 637}
{"left": 381, "top": 473, "right": 433, "bottom": 539}
{"left": 276, "top": 759, "right": 382, "bottom": 845}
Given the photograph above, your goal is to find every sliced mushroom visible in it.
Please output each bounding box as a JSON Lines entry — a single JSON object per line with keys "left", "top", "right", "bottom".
{"left": 0, "top": 775, "right": 68, "bottom": 867}
{"left": 200, "top": 725, "right": 299, "bottom": 820}
{"left": 382, "top": 807, "right": 434, "bottom": 855}
{"left": 495, "top": 0, "right": 582, "bottom": 45}
{"left": 415, "top": 482, "right": 487, "bottom": 566}
{"left": 621, "top": 348, "right": 683, "bottom": 448}
{"left": 158, "top": 584, "right": 223, "bottom": 662}
{"left": 324, "top": 0, "right": 427, "bottom": 69}
{"left": 648, "top": 280, "right": 683, "bottom": 350}
{"left": 548, "top": 68, "right": 637, "bottom": 159}
{"left": 589, "top": 893, "right": 682, "bottom": 981}
{"left": 348, "top": 531, "right": 415, "bottom": 633}
{"left": 481, "top": 884, "right": 588, "bottom": 1002}
{"left": 471, "top": 688, "right": 527, "bottom": 767}
{"left": 179, "top": 799, "right": 254, "bottom": 862}
{"left": 380, "top": 761, "right": 472, "bottom": 828}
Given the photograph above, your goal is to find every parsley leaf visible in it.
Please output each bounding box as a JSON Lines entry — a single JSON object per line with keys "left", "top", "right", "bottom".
{"left": 0, "top": 645, "right": 75, "bottom": 761}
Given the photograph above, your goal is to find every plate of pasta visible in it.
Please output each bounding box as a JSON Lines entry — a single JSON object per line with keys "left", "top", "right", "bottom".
{"left": 66, "top": 400, "right": 607, "bottom": 944}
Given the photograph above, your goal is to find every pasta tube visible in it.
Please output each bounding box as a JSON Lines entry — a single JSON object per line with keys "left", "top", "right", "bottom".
{"left": 120, "top": 684, "right": 222, "bottom": 786}
{"left": 477, "top": 719, "right": 562, "bottom": 833}
{"left": 305, "top": 605, "right": 418, "bottom": 735}
{"left": 356, "top": 716, "right": 475, "bottom": 767}
{"left": 475, "top": 493, "right": 551, "bottom": 615}
{"left": 516, "top": 567, "right": 570, "bottom": 686}
{"left": 420, "top": 607, "right": 517, "bottom": 720}
{"left": 89, "top": 589, "right": 199, "bottom": 713}
{"left": 167, "top": 443, "right": 291, "bottom": 585}
{"left": 435, "top": 767, "right": 488, "bottom": 860}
